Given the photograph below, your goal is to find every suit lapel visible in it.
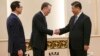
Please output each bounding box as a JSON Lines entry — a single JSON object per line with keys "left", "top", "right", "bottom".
{"left": 11, "top": 13, "right": 22, "bottom": 26}
{"left": 75, "top": 13, "right": 83, "bottom": 24}
{"left": 70, "top": 16, "right": 76, "bottom": 29}
{"left": 71, "top": 13, "right": 84, "bottom": 29}
{"left": 40, "top": 12, "right": 47, "bottom": 27}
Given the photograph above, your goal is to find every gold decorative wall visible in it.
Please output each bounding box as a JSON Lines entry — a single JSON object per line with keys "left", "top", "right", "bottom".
{"left": 26, "top": 38, "right": 69, "bottom": 51}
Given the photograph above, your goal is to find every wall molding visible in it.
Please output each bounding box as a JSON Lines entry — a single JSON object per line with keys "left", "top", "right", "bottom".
{"left": 0, "top": 35, "right": 100, "bottom": 42}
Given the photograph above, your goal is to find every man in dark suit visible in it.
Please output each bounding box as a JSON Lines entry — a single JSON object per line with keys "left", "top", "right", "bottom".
{"left": 30, "top": 2, "right": 54, "bottom": 56}
{"left": 55, "top": 1, "right": 92, "bottom": 56}
{"left": 7, "top": 1, "right": 26, "bottom": 56}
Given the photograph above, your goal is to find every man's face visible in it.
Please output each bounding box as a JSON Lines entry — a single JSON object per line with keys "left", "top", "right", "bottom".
{"left": 45, "top": 5, "right": 51, "bottom": 16}
{"left": 72, "top": 6, "right": 79, "bottom": 15}
{"left": 16, "top": 5, "right": 23, "bottom": 14}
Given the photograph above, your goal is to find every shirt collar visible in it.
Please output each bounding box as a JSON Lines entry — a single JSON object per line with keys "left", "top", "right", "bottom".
{"left": 77, "top": 11, "right": 82, "bottom": 18}
{"left": 12, "top": 12, "right": 18, "bottom": 17}
{"left": 41, "top": 11, "right": 45, "bottom": 16}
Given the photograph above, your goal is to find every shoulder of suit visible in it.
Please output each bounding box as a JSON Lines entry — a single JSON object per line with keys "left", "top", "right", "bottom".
{"left": 33, "top": 11, "right": 43, "bottom": 19}
{"left": 70, "top": 15, "right": 75, "bottom": 20}
{"left": 10, "top": 13, "right": 18, "bottom": 19}
{"left": 80, "top": 13, "right": 91, "bottom": 23}
{"left": 35, "top": 11, "right": 42, "bottom": 17}
{"left": 7, "top": 14, "right": 18, "bottom": 22}
{"left": 82, "top": 13, "right": 90, "bottom": 18}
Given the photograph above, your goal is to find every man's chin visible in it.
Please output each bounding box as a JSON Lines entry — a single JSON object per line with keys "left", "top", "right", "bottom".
{"left": 45, "top": 14, "right": 49, "bottom": 16}
{"left": 19, "top": 13, "right": 22, "bottom": 14}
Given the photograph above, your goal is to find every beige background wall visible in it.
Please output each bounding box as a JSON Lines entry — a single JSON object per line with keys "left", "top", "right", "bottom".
{"left": 97, "top": 0, "right": 100, "bottom": 35}
{"left": 0, "top": 0, "right": 7, "bottom": 40}
{"left": 0, "top": 0, "right": 100, "bottom": 56}
{"left": 0, "top": 0, "right": 100, "bottom": 39}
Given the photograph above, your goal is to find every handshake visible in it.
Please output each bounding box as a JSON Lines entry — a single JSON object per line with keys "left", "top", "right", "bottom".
{"left": 53, "top": 29, "right": 60, "bottom": 35}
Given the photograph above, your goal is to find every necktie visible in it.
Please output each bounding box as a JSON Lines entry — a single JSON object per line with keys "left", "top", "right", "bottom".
{"left": 74, "top": 16, "right": 77, "bottom": 24}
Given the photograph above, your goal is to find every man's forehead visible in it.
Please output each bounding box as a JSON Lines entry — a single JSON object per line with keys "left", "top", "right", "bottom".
{"left": 48, "top": 5, "right": 52, "bottom": 8}
{"left": 72, "top": 6, "right": 77, "bottom": 9}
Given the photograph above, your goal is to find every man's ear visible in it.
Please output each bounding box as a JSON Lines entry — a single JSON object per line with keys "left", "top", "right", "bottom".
{"left": 16, "top": 7, "right": 19, "bottom": 10}
{"left": 15, "top": 7, "right": 18, "bottom": 11}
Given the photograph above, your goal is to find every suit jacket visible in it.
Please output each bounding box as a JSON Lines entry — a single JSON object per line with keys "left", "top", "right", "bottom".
{"left": 7, "top": 13, "right": 26, "bottom": 53}
{"left": 30, "top": 11, "right": 53, "bottom": 50}
{"left": 60, "top": 13, "right": 92, "bottom": 50}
